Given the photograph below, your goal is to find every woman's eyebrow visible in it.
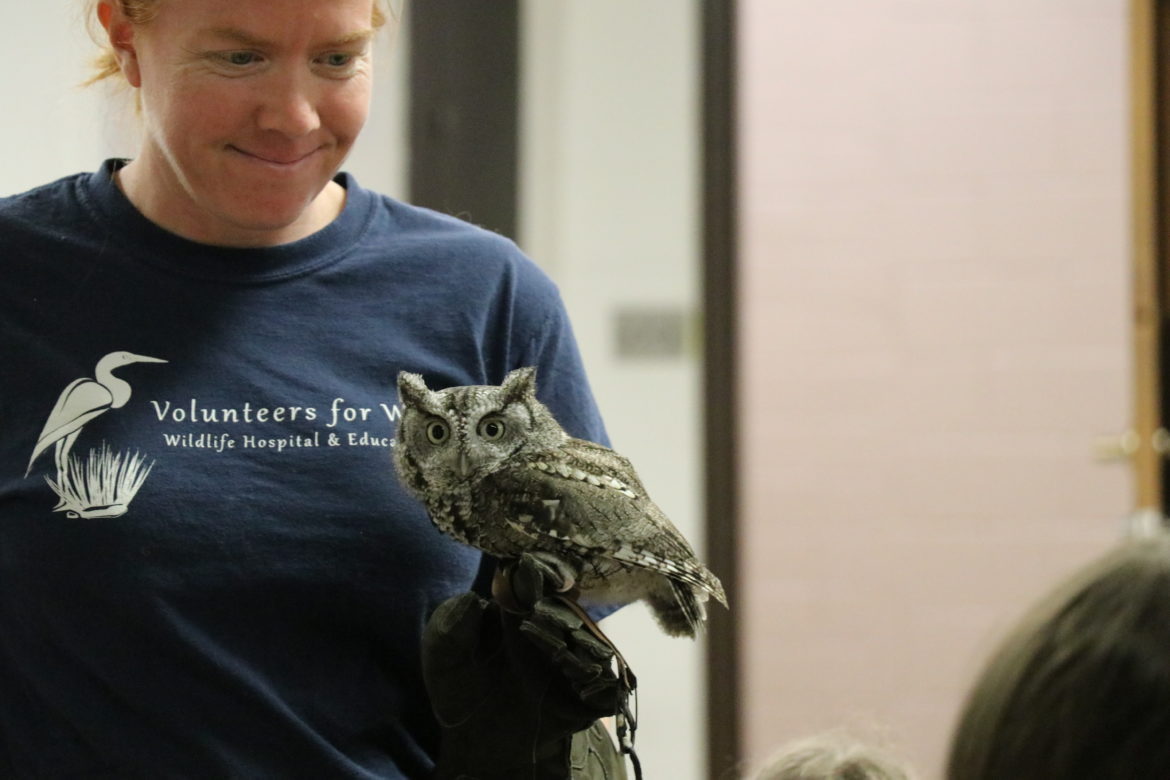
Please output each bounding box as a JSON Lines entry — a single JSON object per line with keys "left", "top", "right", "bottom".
{"left": 203, "top": 26, "right": 375, "bottom": 49}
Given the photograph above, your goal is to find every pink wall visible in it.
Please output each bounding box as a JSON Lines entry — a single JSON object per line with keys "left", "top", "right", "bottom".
{"left": 736, "top": 2, "right": 1134, "bottom": 776}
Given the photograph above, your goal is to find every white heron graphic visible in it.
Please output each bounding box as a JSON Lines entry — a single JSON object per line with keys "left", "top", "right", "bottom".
{"left": 26, "top": 351, "right": 168, "bottom": 482}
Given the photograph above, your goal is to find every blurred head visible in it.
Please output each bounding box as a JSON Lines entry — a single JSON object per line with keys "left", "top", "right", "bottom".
{"left": 89, "top": 0, "right": 393, "bottom": 246}
{"left": 753, "top": 732, "right": 914, "bottom": 780}
{"left": 947, "top": 529, "right": 1170, "bottom": 780}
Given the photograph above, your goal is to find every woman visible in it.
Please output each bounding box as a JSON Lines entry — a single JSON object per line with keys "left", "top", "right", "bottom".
{"left": 0, "top": 1, "right": 614, "bottom": 776}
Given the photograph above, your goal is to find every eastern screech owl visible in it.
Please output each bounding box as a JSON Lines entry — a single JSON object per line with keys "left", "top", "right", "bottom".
{"left": 393, "top": 367, "right": 726, "bottom": 638}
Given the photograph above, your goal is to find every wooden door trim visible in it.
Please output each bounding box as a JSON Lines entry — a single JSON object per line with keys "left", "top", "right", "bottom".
{"left": 1132, "top": 0, "right": 1165, "bottom": 510}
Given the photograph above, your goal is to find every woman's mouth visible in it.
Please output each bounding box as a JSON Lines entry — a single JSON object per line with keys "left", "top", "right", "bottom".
{"left": 229, "top": 146, "right": 321, "bottom": 166}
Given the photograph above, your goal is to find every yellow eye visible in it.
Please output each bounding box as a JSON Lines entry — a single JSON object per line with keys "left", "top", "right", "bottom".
{"left": 426, "top": 420, "right": 450, "bottom": 445}
{"left": 477, "top": 417, "right": 506, "bottom": 441}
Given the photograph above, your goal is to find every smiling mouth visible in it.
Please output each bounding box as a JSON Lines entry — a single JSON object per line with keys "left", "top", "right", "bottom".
{"left": 229, "top": 146, "right": 320, "bottom": 166}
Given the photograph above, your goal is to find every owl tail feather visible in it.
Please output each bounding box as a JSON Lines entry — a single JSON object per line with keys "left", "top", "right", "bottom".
{"left": 649, "top": 580, "right": 709, "bottom": 638}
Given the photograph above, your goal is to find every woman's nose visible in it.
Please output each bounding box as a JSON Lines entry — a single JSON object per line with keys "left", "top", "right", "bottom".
{"left": 256, "top": 72, "right": 321, "bottom": 137}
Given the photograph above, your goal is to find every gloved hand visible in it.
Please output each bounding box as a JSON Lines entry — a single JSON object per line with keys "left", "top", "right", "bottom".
{"left": 421, "top": 553, "right": 626, "bottom": 780}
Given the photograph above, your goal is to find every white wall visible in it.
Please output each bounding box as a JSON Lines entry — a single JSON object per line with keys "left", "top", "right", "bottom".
{"left": 2, "top": 1, "right": 124, "bottom": 195}
{"left": 520, "top": 3, "right": 706, "bottom": 780}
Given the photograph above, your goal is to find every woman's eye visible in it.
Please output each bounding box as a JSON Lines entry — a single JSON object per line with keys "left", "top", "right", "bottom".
{"left": 425, "top": 421, "right": 450, "bottom": 445}
{"left": 315, "top": 52, "right": 363, "bottom": 76}
{"left": 224, "top": 51, "right": 259, "bottom": 66}
{"left": 477, "top": 417, "right": 506, "bottom": 441}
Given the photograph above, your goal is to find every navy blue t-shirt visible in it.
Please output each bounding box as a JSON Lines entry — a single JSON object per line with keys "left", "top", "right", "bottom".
{"left": 0, "top": 160, "right": 607, "bottom": 778}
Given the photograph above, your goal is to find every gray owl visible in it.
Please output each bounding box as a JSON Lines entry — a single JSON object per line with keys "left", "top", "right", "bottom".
{"left": 393, "top": 367, "right": 727, "bottom": 638}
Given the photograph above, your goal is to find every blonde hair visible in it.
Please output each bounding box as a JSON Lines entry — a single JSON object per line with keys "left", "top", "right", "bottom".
{"left": 84, "top": 0, "right": 393, "bottom": 86}
{"left": 947, "top": 529, "right": 1170, "bottom": 779}
{"left": 753, "top": 732, "right": 914, "bottom": 780}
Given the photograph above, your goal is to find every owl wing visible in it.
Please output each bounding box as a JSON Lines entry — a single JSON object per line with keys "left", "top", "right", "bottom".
{"left": 479, "top": 438, "right": 726, "bottom": 604}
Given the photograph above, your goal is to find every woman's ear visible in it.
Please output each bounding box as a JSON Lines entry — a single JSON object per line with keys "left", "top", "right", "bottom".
{"left": 97, "top": 1, "right": 143, "bottom": 87}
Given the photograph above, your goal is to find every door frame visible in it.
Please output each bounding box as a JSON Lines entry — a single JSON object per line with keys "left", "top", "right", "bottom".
{"left": 1131, "top": 0, "right": 1166, "bottom": 512}
{"left": 702, "top": 0, "right": 742, "bottom": 776}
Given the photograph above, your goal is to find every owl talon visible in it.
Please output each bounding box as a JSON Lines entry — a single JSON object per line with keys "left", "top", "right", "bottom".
{"left": 493, "top": 553, "right": 581, "bottom": 612}
{"left": 525, "top": 551, "right": 579, "bottom": 593}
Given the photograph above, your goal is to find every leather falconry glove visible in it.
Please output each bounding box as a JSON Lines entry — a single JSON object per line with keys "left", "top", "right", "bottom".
{"left": 421, "top": 553, "right": 629, "bottom": 780}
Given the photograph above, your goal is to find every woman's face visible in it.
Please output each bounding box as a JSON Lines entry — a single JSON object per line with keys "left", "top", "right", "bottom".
{"left": 105, "top": 0, "right": 376, "bottom": 246}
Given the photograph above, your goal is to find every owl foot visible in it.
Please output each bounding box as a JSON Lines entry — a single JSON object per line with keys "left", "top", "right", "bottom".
{"left": 526, "top": 551, "right": 579, "bottom": 593}
{"left": 493, "top": 552, "right": 580, "bottom": 613}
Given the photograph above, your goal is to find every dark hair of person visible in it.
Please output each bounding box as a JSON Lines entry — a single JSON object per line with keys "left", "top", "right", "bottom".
{"left": 947, "top": 529, "right": 1170, "bottom": 779}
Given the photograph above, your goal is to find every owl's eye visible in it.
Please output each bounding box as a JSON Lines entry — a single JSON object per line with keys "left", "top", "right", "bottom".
{"left": 477, "top": 416, "right": 507, "bottom": 441}
{"left": 425, "top": 420, "right": 450, "bottom": 445}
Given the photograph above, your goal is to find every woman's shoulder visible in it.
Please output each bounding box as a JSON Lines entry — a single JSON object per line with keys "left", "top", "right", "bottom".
{"left": 0, "top": 170, "right": 95, "bottom": 228}
{"left": 369, "top": 190, "right": 521, "bottom": 252}
{"left": 352, "top": 182, "right": 556, "bottom": 289}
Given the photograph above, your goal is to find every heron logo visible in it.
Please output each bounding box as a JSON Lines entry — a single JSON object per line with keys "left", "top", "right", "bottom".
{"left": 25, "top": 351, "right": 168, "bottom": 519}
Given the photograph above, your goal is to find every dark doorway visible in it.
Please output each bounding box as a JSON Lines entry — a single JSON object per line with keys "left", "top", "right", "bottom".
{"left": 408, "top": 2, "right": 519, "bottom": 239}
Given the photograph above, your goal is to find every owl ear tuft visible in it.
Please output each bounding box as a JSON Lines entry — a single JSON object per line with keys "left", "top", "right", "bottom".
{"left": 397, "top": 371, "right": 433, "bottom": 408}
{"left": 501, "top": 366, "right": 537, "bottom": 402}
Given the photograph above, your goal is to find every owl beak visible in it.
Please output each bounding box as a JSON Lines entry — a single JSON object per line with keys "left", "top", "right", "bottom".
{"left": 458, "top": 451, "right": 472, "bottom": 478}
